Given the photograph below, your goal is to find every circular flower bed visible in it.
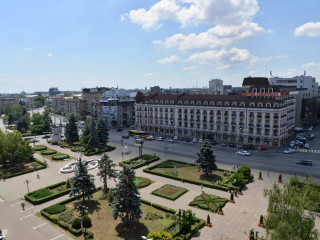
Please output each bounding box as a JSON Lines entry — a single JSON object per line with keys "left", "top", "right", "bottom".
{"left": 41, "top": 150, "right": 57, "bottom": 155}
{"left": 34, "top": 145, "right": 47, "bottom": 151}
{"left": 52, "top": 154, "right": 70, "bottom": 160}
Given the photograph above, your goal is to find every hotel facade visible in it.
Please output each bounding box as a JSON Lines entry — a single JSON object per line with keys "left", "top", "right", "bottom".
{"left": 135, "top": 85, "right": 297, "bottom": 147}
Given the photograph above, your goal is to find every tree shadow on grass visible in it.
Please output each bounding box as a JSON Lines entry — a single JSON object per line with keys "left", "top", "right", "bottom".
{"left": 73, "top": 199, "right": 101, "bottom": 215}
{"left": 199, "top": 173, "right": 222, "bottom": 183}
{"left": 115, "top": 221, "right": 149, "bottom": 240}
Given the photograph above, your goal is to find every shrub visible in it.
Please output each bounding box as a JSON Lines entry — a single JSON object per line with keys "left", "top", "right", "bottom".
{"left": 52, "top": 154, "right": 70, "bottom": 160}
{"left": 46, "top": 204, "right": 66, "bottom": 215}
{"left": 71, "top": 218, "right": 81, "bottom": 229}
{"left": 34, "top": 145, "right": 47, "bottom": 151}
{"left": 259, "top": 215, "right": 264, "bottom": 224}
{"left": 107, "top": 188, "right": 114, "bottom": 203}
{"left": 259, "top": 171, "right": 262, "bottom": 179}
{"left": 198, "top": 203, "right": 209, "bottom": 210}
{"left": 230, "top": 192, "right": 234, "bottom": 201}
{"left": 30, "top": 188, "right": 53, "bottom": 199}
{"left": 230, "top": 172, "right": 245, "bottom": 188}
{"left": 157, "top": 161, "right": 175, "bottom": 168}
{"left": 206, "top": 214, "right": 210, "bottom": 224}
{"left": 278, "top": 173, "right": 282, "bottom": 182}
{"left": 147, "top": 231, "right": 172, "bottom": 240}
{"left": 82, "top": 215, "right": 92, "bottom": 228}
{"left": 66, "top": 178, "right": 71, "bottom": 188}
{"left": 58, "top": 210, "right": 74, "bottom": 224}
{"left": 41, "top": 150, "right": 57, "bottom": 155}
{"left": 143, "top": 154, "right": 155, "bottom": 160}
{"left": 238, "top": 165, "right": 251, "bottom": 180}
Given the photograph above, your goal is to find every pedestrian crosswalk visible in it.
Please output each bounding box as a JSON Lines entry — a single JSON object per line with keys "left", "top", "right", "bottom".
{"left": 296, "top": 149, "right": 320, "bottom": 153}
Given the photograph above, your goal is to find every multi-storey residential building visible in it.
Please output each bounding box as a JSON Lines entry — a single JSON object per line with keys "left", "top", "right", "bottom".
{"left": 269, "top": 75, "right": 319, "bottom": 127}
{"left": 82, "top": 87, "right": 109, "bottom": 117}
{"left": 51, "top": 96, "right": 86, "bottom": 116}
{"left": 135, "top": 85, "right": 297, "bottom": 147}
{"left": 0, "top": 97, "right": 19, "bottom": 112}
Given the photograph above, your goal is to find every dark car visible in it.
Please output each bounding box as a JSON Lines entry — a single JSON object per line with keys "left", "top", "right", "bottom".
{"left": 116, "top": 128, "right": 123, "bottom": 132}
{"left": 180, "top": 137, "right": 186, "bottom": 141}
{"left": 42, "top": 135, "right": 51, "bottom": 139}
{"left": 221, "top": 142, "right": 227, "bottom": 147}
{"left": 249, "top": 145, "right": 256, "bottom": 150}
{"left": 210, "top": 140, "right": 217, "bottom": 145}
{"left": 185, "top": 138, "right": 191, "bottom": 142}
{"left": 122, "top": 134, "right": 129, "bottom": 139}
{"left": 243, "top": 145, "right": 249, "bottom": 150}
{"left": 229, "top": 143, "right": 235, "bottom": 148}
{"left": 237, "top": 145, "right": 244, "bottom": 149}
{"left": 296, "top": 159, "right": 313, "bottom": 166}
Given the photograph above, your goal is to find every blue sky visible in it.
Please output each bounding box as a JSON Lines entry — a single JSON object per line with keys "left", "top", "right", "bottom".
{"left": 0, "top": 0, "right": 320, "bottom": 93}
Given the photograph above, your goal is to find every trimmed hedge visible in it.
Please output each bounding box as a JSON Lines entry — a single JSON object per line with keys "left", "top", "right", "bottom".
{"left": 134, "top": 176, "right": 152, "bottom": 189}
{"left": 119, "top": 154, "right": 160, "bottom": 169}
{"left": 25, "top": 181, "right": 71, "bottom": 205}
{"left": 52, "top": 154, "right": 70, "bottom": 160}
{"left": 84, "top": 146, "right": 116, "bottom": 156}
{"left": 143, "top": 160, "right": 231, "bottom": 192}
{"left": 33, "top": 145, "right": 47, "bottom": 151}
{"left": 4, "top": 158, "right": 47, "bottom": 179}
{"left": 152, "top": 184, "right": 188, "bottom": 201}
{"left": 46, "top": 204, "right": 66, "bottom": 214}
{"left": 41, "top": 150, "right": 57, "bottom": 155}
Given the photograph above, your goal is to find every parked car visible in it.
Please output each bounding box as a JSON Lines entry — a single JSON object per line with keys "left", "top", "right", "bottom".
{"left": 308, "top": 126, "right": 313, "bottom": 131}
{"left": 248, "top": 145, "right": 255, "bottom": 150}
{"left": 156, "top": 136, "right": 163, "bottom": 141}
{"left": 173, "top": 136, "right": 178, "bottom": 140}
{"left": 42, "top": 135, "right": 51, "bottom": 139}
{"left": 30, "top": 138, "right": 39, "bottom": 143}
{"left": 236, "top": 151, "right": 251, "bottom": 156}
{"left": 133, "top": 135, "right": 141, "bottom": 139}
{"left": 166, "top": 138, "right": 174, "bottom": 143}
{"left": 180, "top": 137, "right": 186, "bottom": 141}
{"left": 237, "top": 145, "right": 244, "bottom": 149}
{"left": 210, "top": 140, "right": 217, "bottom": 145}
{"left": 283, "top": 149, "right": 295, "bottom": 154}
{"left": 116, "top": 128, "right": 123, "bottom": 132}
{"left": 221, "top": 142, "right": 227, "bottom": 147}
{"left": 122, "top": 134, "right": 129, "bottom": 139}
{"left": 296, "top": 159, "right": 312, "bottom": 166}
{"left": 192, "top": 138, "right": 198, "bottom": 143}
{"left": 257, "top": 145, "right": 268, "bottom": 150}
{"left": 185, "top": 138, "right": 191, "bottom": 142}
{"left": 243, "top": 145, "right": 249, "bottom": 150}
{"left": 229, "top": 143, "right": 235, "bottom": 148}
{"left": 144, "top": 137, "right": 153, "bottom": 141}
{"left": 198, "top": 139, "right": 203, "bottom": 144}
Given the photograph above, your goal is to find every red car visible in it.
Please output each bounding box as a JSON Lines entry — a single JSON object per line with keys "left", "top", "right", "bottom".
{"left": 144, "top": 137, "right": 153, "bottom": 141}
{"left": 257, "top": 145, "right": 268, "bottom": 150}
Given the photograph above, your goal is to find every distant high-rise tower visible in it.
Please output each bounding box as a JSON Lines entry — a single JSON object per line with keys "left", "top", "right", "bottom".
{"left": 209, "top": 79, "right": 223, "bottom": 94}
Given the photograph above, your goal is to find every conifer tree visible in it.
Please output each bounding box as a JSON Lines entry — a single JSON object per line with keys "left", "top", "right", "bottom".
{"left": 88, "top": 119, "right": 99, "bottom": 149}
{"left": 111, "top": 165, "right": 142, "bottom": 224}
{"left": 197, "top": 140, "right": 217, "bottom": 176}
{"left": 97, "top": 154, "right": 118, "bottom": 192}
{"left": 81, "top": 119, "right": 91, "bottom": 144}
{"left": 69, "top": 157, "right": 96, "bottom": 203}
{"left": 65, "top": 114, "right": 79, "bottom": 145}
{"left": 97, "top": 117, "right": 109, "bottom": 147}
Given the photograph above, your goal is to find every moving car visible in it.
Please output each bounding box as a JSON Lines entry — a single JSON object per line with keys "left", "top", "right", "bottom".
{"left": 283, "top": 149, "right": 295, "bottom": 154}
{"left": 156, "top": 137, "right": 163, "bottom": 141}
{"left": 173, "top": 136, "right": 178, "bottom": 140}
{"left": 236, "top": 151, "right": 251, "bottom": 156}
{"left": 304, "top": 143, "right": 310, "bottom": 149}
{"left": 30, "top": 138, "right": 39, "bottom": 143}
{"left": 144, "top": 137, "right": 153, "bottom": 141}
{"left": 221, "top": 142, "right": 227, "bottom": 147}
{"left": 116, "top": 128, "right": 123, "bottom": 132}
{"left": 42, "top": 135, "right": 51, "bottom": 139}
{"left": 198, "top": 139, "right": 203, "bottom": 144}
{"left": 296, "top": 159, "right": 312, "bottom": 166}
{"left": 133, "top": 135, "right": 141, "bottom": 139}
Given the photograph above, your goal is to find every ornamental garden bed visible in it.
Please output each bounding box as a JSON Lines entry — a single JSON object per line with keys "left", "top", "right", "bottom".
{"left": 25, "top": 181, "right": 71, "bottom": 205}
{"left": 144, "top": 160, "right": 234, "bottom": 192}
{"left": 0, "top": 158, "right": 47, "bottom": 179}
{"left": 40, "top": 190, "right": 204, "bottom": 240}
{"left": 119, "top": 154, "right": 160, "bottom": 169}
{"left": 189, "top": 193, "right": 228, "bottom": 213}
{"left": 58, "top": 141, "right": 116, "bottom": 156}
{"left": 151, "top": 184, "right": 188, "bottom": 201}
{"left": 134, "top": 176, "right": 153, "bottom": 189}
{"left": 33, "top": 145, "right": 48, "bottom": 151}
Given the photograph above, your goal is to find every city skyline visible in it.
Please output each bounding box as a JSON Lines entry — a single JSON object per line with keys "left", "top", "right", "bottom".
{"left": 1, "top": 0, "right": 320, "bottom": 93}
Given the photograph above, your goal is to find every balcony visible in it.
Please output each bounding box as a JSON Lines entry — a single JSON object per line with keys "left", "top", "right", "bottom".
{"left": 274, "top": 125, "right": 279, "bottom": 128}
{"left": 249, "top": 123, "right": 254, "bottom": 127}
{"left": 256, "top": 124, "right": 261, "bottom": 127}
{"left": 265, "top": 116, "right": 270, "bottom": 119}
{"left": 274, "top": 116, "right": 279, "bottom": 119}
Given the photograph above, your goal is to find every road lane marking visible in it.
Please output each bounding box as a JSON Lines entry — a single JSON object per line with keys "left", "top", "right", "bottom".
{"left": 21, "top": 206, "right": 34, "bottom": 212}
{"left": 10, "top": 201, "right": 22, "bottom": 206}
{"left": 50, "top": 234, "right": 65, "bottom": 240}
{"left": 33, "top": 222, "right": 48, "bottom": 229}
{"left": 20, "top": 214, "right": 34, "bottom": 220}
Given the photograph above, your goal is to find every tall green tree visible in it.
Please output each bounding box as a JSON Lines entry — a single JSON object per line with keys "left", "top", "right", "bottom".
{"left": 97, "top": 154, "right": 118, "bottom": 192}
{"left": 31, "top": 113, "right": 44, "bottom": 126}
{"left": 16, "top": 116, "right": 29, "bottom": 133}
{"left": 264, "top": 179, "right": 319, "bottom": 240}
{"left": 69, "top": 157, "right": 96, "bottom": 203}
{"left": 88, "top": 119, "right": 99, "bottom": 149}
{"left": 111, "top": 165, "right": 142, "bottom": 224}
{"left": 43, "top": 118, "right": 51, "bottom": 132}
{"left": 97, "top": 117, "right": 109, "bottom": 147}
{"left": 197, "top": 140, "right": 217, "bottom": 175}
{"left": 80, "top": 120, "right": 91, "bottom": 144}
{"left": 65, "top": 114, "right": 79, "bottom": 145}
{"left": 34, "top": 94, "right": 45, "bottom": 108}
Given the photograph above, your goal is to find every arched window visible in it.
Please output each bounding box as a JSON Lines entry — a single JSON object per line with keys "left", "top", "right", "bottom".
{"left": 197, "top": 101, "right": 201, "bottom": 105}
{"left": 190, "top": 101, "right": 195, "bottom": 105}
{"left": 232, "top": 102, "right": 237, "bottom": 107}
{"left": 210, "top": 101, "right": 215, "bottom": 106}
{"left": 203, "top": 101, "right": 208, "bottom": 106}
{"left": 184, "top": 101, "right": 188, "bottom": 105}
{"left": 224, "top": 101, "right": 230, "bottom": 106}
{"left": 260, "top": 88, "right": 265, "bottom": 93}
{"left": 266, "top": 103, "right": 271, "bottom": 107}
{"left": 258, "top": 102, "right": 263, "bottom": 107}
{"left": 150, "top": 100, "right": 153, "bottom": 104}
{"left": 159, "top": 100, "right": 163, "bottom": 104}
{"left": 240, "top": 102, "right": 245, "bottom": 107}
{"left": 268, "top": 88, "right": 273, "bottom": 93}
{"left": 273, "top": 103, "right": 279, "bottom": 108}
{"left": 178, "top": 100, "right": 182, "bottom": 105}
{"left": 249, "top": 102, "right": 255, "bottom": 107}
{"left": 165, "top": 100, "right": 169, "bottom": 104}
{"left": 170, "top": 100, "right": 174, "bottom": 104}
{"left": 155, "top": 100, "right": 158, "bottom": 104}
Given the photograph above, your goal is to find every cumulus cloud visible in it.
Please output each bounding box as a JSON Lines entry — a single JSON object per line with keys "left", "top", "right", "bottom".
{"left": 127, "top": 0, "right": 260, "bottom": 29}
{"left": 157, "top": 55, "right": 180, "bottom": 64}
{"left": 144, "top": 72, "right": 159, "bottom": 77}
{"left": 294, "top": 22, "right": 320, "bottom": 37}
{"left": 46, "top": 53, "right": 53, "bottom": 57}
{"left": 302, "top": 62, "right": 320, "bottom": 68}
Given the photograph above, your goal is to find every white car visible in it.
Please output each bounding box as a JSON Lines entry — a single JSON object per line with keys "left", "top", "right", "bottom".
{"left": 173, "top": 136, "right": 178, "bottom": 140}
{"left": 198, "top": 139, "right": 203, "bottom": 144}
{"left": 284, "top": 149, "right": 295, "bottom": 154}
{"left": 148, "top": 135, "right": 154, "bottom": 139}
{"left": 236, "top": 151, "right": 251, "bottom": 156}
{"left": 166, "top": 138, "right": 174, "bottom": 143}
{"left": 156, "top": 137, "right": 163, "bottom": 141}
{"left": 308, "top": 126, "right": 313, "bottom": 131}
{"left": 192, "top": 138, "right": 198, "bottom": 143}
{"left": 304, "top": 143, "right": 310, "bottom": 149}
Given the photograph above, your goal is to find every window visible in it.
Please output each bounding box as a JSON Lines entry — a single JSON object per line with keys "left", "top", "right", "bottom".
{"left": 150, "top": 100, "right": 153, "bottom": 104}
{"left": 224, "top": 101, "right": 230, "bottom": 106}
{"left": 178, "top": 100, "right": 182, "bottom": 105}
{"left": 197, "top": 101, "right": 201, "bottom": 105}
{"left": 190, "top": 101, "right": 195, "bottom": 105}
{"left": 249, "top": 102, "right": 255, "bottom": 107}
{"left": 258, "top": 102, "right": 263, "bottom": 107}
{"left": 217, "top": 101, "right": 222, "bottom": 106}
{"left": 165, "top": 100, "right": 169, "bottom": 104}
{"left": 184, "top": 101, "right": 188, "bottom": 105}
{"left": 268, "top": 88, "right": 273, "bottom": 93}
{"left": 232, "top": 102, "right": 237, "bottom": 107}
{"left": 203, "top": 101, "right": 208, "bottom": 106}
{"left": 240, "top": 102, "right": 245, "bottom": 107}
{"left": 260, "top": 88, "right": 265, "bottom": 93}
{"left": 210, "top": 101, "right": 215, "bottom": 106}
{"left": 155, "top": 100, "right": 158, "bottom": 104}
{"left": 170, "top": 100, "right": 174, "bottom": 104}
{"left": 160, "top": 100, "right": 163, "bottom": 104}
{"left": 266, "top": 103, "right": 271, "bottom": 107}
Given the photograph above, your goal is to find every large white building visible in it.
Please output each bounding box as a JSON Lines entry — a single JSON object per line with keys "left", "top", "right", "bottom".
{"left": 209, "top": 79, "right": 223, "bottom": 94}
{"left": 269, "top": 75, "right": 319, "bottom": 127}
{"left": 135, "top": 84, "right": 297, "bottom": 147}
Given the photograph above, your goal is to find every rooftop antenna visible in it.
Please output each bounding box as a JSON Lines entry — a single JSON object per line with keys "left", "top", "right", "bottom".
{"left": 270, "top": 70, "right": 273, "bottom": 77}
{"left": 304, "top": 70, "right": 306, "bottom": 76}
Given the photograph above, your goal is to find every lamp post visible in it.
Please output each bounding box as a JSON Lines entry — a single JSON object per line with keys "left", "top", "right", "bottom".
{"left": 24, "top": 179, "right": 31, "bottom": 194}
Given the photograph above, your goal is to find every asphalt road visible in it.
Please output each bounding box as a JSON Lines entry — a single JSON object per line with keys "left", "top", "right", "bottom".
{"left": 109, "top": 129, "right": 320, "bottom": 179}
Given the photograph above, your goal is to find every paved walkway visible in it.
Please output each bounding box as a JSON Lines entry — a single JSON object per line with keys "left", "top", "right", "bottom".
{"left": 0, "top": 138, "right": 319, "bottom": 240}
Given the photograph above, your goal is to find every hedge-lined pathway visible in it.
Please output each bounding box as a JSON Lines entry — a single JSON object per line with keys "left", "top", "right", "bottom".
{"left": 0, "top": 136, "right": 319, "bottom": 240}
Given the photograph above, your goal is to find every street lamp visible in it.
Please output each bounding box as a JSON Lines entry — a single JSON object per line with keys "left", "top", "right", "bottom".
{"left": 24, "top": 179, "right": 31, "bottom": 194}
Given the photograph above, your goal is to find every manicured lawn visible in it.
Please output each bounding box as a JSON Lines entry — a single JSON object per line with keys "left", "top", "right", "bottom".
{"left": 134, "top": 176, "right": 153, "bottom": 189}
{"left": 153, "top": 160, "right": 230, "bottom": 185}
{"left": 52, "top": 191, "right": 176, "bottom": 240}
{"left": 189, "top": 193, "right": 228, "bottom": 212}
{"left": 152, "top": 184, "right": 188, "bottom": 201}
{"left": 120, "top": 154, "right": 160, "bottom": 169}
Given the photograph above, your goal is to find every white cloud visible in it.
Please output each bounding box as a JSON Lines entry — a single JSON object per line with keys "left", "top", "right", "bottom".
{"left": 120, "top": 14, "right": 126, "bottom": 22}
{"left": 294, "top": 22, "right": 320, "bottom": 37}
{"left": 182, "top": 66, "right": 196, "bottom": 71}
{"left": 46, "top": 53, "right": 53, "bottom": 57}
{"left": 302, "top": 62, "right": 320, "bottom": 68}
{"left": 144, "top": 72, "right": 159, "bottom": 77}
{"left": 157, "top": 55, "right": 180, "bottom": 64}
{"left": 127, "top": 0, "right": 260, "bottom": 29}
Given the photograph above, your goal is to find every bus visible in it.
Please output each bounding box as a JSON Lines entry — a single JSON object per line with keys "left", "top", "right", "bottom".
{"left": 128, "top": 130, "right": 148, "bottom": 138}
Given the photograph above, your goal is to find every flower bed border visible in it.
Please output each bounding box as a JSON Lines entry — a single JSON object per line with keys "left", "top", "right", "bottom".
{"left": 25, "top": 181, "right": 71, "bottom": 205}
{"left": 143, "top": 160, "right": 235, "bottom": 192}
